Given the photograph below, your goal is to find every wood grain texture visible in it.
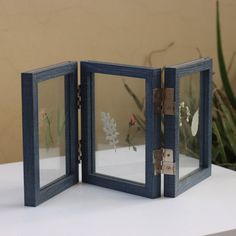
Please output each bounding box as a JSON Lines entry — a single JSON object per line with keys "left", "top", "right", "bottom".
{"left": 21, "top": 61, "right": 78, "bottom": 206}
{"left": 164, "top": 58, "right": 212, "bottom": 197}
{"left": 21, "top": 58, "right": 212, "bottom": 205}
{"left": 80, "top": 61, "right": 162, "bottom": 198}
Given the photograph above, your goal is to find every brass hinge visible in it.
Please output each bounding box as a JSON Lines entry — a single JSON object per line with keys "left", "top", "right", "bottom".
{"left": 77, "top": 85, "right": 81, "bottom": 109}
{"left": 153, "top": 88, "right": 175, "bottom": 115}
{"left": 153, "top": 148, "right": 175, "bottom": 175}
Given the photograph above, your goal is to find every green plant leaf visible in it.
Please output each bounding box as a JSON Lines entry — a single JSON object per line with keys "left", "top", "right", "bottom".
{"left": 218, "top": 162, "right": 236, "bottom": 171}
{"left": 57, "top": 109, "right": 65, "bottom": 137}
{"left": 217, "top": 89, "right": 236, "bottom": 124}
{"left": 123, "top": 80, "right": 143, "bottom": 111}
{"left": 134, "top": 114, "right": 145, "bottom": 130}
{"left": 212, "top": 146, "right": 220, "bottom": 163}
{"left": 216, "top": 0, "right": 236, "bottom": 109}
{"left": 212, "top": 121, "right": 227, "bottom": 163}
{"left": 214, "top": 90, "right": 236, "bottom": 156}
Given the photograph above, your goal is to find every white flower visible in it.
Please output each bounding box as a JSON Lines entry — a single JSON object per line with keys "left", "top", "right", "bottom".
{"left": 186, "top": 106, "right": 191, "bottom": 122}
{"left": 179, "top": 108, "right": 182, "bottom": 127}
{"left": 179, "top": 101, "right": 191, "bottom": 126}
{"left": 191, "top": 109, "right": 199, "bottom": 136}
{"left": 180, "top": 101, "right": 185, "bottom": 107}
{"left": 100, "top": 112, "right": 120, "bottom": 151}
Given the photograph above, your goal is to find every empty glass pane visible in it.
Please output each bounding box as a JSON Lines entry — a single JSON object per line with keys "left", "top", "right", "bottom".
{"left": 38, "top": 76, "right": 66, "bottom": 188}
{"left": 179, "top": 72, "right": 201, "bottom": 179}
{"left": 94, "top": 74, "right": 146, "bottom": 184}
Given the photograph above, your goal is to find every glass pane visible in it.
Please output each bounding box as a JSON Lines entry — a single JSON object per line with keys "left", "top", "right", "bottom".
{"left": 94, "top": 73, "right": 146, "bottom": 184}
{"left": 179, "top": 72, "right": 200, "bottom": 179}
{"left": 38, "top": 76, "right": 66, "bottom": 188}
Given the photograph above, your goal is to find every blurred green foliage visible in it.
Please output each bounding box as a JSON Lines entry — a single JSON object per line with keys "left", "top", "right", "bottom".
{"left": 213, "top": 0, "right": 236, "bottom": 170}
{"left": 123, "top": 1, "right": 236, "bottom": 171}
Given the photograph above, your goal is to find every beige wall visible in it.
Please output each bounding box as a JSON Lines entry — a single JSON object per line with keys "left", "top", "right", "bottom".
{"left": 0, "top": 0, "right": 236, "bottom": 163}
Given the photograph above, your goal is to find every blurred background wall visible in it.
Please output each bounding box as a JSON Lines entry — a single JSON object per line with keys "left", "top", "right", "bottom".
{"left": 0, "top": 0, "right": 235, "bottom": 163}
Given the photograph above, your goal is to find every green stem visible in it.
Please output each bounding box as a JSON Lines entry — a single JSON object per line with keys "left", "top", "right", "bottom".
{"left": 45, "top": 114, "right": 54, "bottom": 145}
{"left": 216, "top": 0, "right": 236, "bottom": 109}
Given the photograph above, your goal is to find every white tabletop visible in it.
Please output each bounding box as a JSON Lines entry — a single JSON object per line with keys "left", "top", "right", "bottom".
{"left": 0, "top": 161, "right": 236, "bottom": 236}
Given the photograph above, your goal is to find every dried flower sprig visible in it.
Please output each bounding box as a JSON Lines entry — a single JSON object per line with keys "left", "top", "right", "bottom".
{"left": 125, "top": 114, "right": 143, "bottom": 152}
{"left": 122, "top": 79, "right": 146, "bottom": 151}
{"left": 40, "top": 109, "right": 54, "bottom": 148}
{"left": 101, "top": 112, "right": 120, "bottom": 151}
{"left": 179, "top": 101, "right": 191, "bottom": 127}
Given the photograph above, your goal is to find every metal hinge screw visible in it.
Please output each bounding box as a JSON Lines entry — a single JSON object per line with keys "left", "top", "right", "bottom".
{"left": 153, "top": 148, "right": 176, "bottom": 175}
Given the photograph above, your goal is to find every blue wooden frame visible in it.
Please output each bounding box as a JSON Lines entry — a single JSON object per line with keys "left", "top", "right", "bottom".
{"left": 80, "top": 61, "right": 162, "bottom": 198}
{"left": 164, "top": 58, "right": 212, "bottom": 197}
{"left": 21, "top": 61, "right": 78, "bottom": 206}
{"left": 21, "top": 58, "right": 213, "bottom": 206}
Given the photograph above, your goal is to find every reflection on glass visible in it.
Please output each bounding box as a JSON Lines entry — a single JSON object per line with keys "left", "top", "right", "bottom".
{"left": 179, "top": 72, "right": 200, "bottom": 179}
{"left": 94, "top": 74, "right": 146, "bottom": 184}
{"left": 38, "top": 76, "right": 66, "bottom": 188}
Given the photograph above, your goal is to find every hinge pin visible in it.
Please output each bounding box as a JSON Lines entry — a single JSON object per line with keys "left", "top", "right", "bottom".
{"left": 77, "top": 85, "right": 81, "bottom": 109}
{"left": 153, "top": 88, "right": 175, "bottom": 115}
{"left": 153, "top": 148, "right": 175, "bottom": 175}
{"left": 78, "top": 140, "right": 82, "bottom": 162}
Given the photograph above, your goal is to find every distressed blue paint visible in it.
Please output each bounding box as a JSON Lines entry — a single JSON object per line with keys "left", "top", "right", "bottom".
{"left": 21, "top": 58, "right": 213, "bottom": 206}
{"left": 164, "top": 58, "right": 212, "bottom": 197}
{"left": 21, "top": 61, "right": 78, "bottom": 206}
{"left": 80, "top": 61, "right": 161, "bottom": 198}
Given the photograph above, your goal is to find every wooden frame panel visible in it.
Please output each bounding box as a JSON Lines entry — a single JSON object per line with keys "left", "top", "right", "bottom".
{"left": 80, "top": 61, "right": 161, "bottom": 198}
{"left": 164, "top": 58, "right": 212, "bottom": 197}
{"left": 21, "top": 61, "right": 78, "bottom": 206}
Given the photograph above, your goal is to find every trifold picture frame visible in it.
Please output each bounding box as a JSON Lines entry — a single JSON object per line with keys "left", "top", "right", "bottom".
{"left": 21, "top": 58, "right": 212, "bottom": 207}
